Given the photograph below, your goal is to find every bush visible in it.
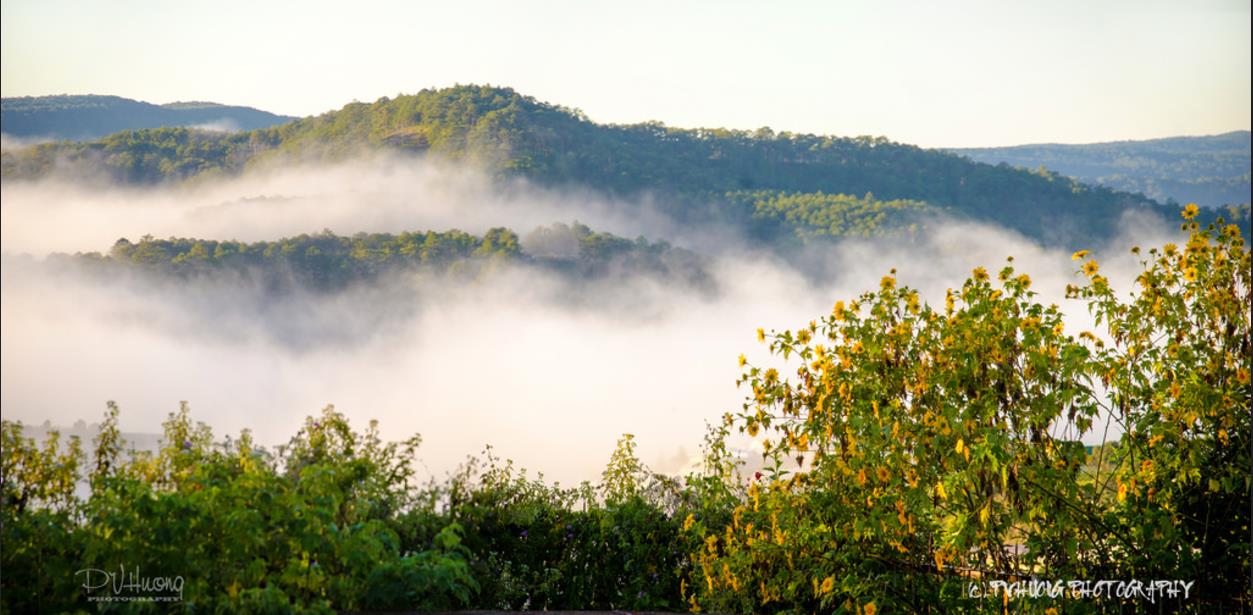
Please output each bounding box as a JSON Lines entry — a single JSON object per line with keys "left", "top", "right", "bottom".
{"left": 682, "top": 207, "right": 1250, "bottom": 613}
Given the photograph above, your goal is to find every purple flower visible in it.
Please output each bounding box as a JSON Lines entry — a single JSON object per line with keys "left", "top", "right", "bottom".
{"left": 520, "top": 530, "right": 528, "bottom": 538}
{"left": 182, "top": 439, "right": 192, "bottom": 450}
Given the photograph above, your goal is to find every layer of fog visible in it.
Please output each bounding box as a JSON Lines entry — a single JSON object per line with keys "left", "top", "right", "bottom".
{"left": 0, "top": 159, "right": 1180, "bottom": 485}
{"left": 0, "top": 133, "right": 55, "bottom": 151}
{"left": 187, "top": 118, "right": 243, "bottom": 133}
{"left": 0, "top": 155, "right": 735, "bottom": 258}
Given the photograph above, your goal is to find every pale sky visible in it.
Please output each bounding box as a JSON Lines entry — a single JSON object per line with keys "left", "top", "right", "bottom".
{"left": 1, "top": 0, "right": 1248, "bottom": 147}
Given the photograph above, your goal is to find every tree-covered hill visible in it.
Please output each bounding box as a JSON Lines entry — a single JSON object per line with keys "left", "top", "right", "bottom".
{"left": 3, "top": 85, "right": 1224, "bottom": 246}
{"left": 952, "top": 131, "right": 1252, "bottom": 208}
{"left": 59, "top": 222, "right": 711, "bottom": 293}
{"left": 1, "top": 94, "right": 296, "bottom": 141}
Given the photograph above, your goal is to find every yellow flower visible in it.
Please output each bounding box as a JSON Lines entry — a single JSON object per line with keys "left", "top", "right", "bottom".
{"left": 880, "top": 275, "right": 896, "bottom": 291}
{"left": 935, "top": 481, "right": 947, "bottom": 499}
{"left": 863, "top": 602, "right": 877, "bottom": 615}
{"left": 683, "top": 513, "right": 696, "bottom": 532}
{"left": 1182, "top": 203, "right": 1199, "bottom": 220}
{"left": 1071, "top": 249, "right": 1089, "bottom": 261}
{"left": 1082, "top": 260, "right": 1099, "bottom": 276}
{"left": 738, "top": 354, "right": 746, "bottom": 367}
{"left": 1184, "top": 267, "right": 1198, "bottom": 282}
{"left": 832, "top": 300, "right": 846, "bottom": 320}
{"left": 1163, "top": 243, "right": 1178, "bottom": 256}
{"left": 747, "top": 421, "right": 760, "bottom": 437}
{"left": 1052, "top": 322, "right": 1064, "bottom": 335}
{"left": 1235, "top": 368, "right": 1250, "bottom": 385}
{"left": 756, "top": 328, "right": 766, "bottom": 342}
{"left": 972, "top": 266, "right": 989, "bottom": 281}
{"left": 819, "top": 575, "right": 835, "bottom": 595}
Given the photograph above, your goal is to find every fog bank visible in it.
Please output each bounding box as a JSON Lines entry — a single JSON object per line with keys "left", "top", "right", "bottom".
{"left": 0, "top": 159, "right": 1178, "bottom": 484}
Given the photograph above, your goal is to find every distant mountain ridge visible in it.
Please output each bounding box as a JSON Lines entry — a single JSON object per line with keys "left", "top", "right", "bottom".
{"left": 952, "top": 131, "right": 1251, "bottom": 208}
{"left": 1, "top": 94, "right": 296, "bottom": 140}
{"left": 5, "top": 85, "right": 1246, "bottom": 247}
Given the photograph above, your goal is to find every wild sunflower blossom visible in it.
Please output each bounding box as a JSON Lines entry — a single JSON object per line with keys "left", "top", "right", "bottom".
{"left": 1082, "top": 260, "right": 1099, "bottom": 276}
{"left": 832, "top": 300, "right": 846, "bottom": 321}
{"left": 1182, "top": 203, "right": 1199, "bottom": 220}
{"left": 906, "top": 292, "right": 921, "bottom": 314}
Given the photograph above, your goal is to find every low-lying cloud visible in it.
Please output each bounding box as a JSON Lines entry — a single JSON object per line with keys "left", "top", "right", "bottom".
{"left": 0, "top": 157, "right": 1181, "bottom": 485}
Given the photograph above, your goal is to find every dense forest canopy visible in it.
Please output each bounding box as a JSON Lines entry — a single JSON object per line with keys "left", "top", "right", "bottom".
{"left": 5, "top": 85, "right": 1227, "bottom": 248}
{"left": 953, "top": 131, "right": 1252, "bottom": 209}
{"left": 0, "top": 94, "right": 296, "bottom": 141}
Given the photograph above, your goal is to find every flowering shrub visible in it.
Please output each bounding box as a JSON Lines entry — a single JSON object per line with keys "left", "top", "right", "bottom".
{"left": 684, "top": 207, "right": 1249, "bottom": 613}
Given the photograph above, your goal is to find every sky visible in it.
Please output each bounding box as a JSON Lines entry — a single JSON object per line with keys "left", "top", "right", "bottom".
{"left": 2, "top": 0, "right": 1249, "bottom": 147}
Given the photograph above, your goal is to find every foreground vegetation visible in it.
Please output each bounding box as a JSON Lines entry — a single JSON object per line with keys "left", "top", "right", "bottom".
{"left": 3, "top": 209, "right": 1248, "bottom": 613}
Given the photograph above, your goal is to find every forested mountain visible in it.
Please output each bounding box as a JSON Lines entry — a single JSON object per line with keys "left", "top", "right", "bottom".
{"left": 5, "top": 85, "right": 1238, "bottom": 246}
{"left": 953, "top": 131, "right": 1251, "bottom": 208}
{"left": 1, "top": 94, "right": 295, "bottom": 140}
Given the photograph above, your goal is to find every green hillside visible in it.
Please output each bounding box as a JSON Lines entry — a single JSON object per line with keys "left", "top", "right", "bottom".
{"left": 1, "top": 94, "right": 296, "bottom": 141}
{"left": 4, "top": 85, "right": 1225, "bottom": 246}
{"left": 953, "top": 131, "right": 1251, "bottom": 208}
